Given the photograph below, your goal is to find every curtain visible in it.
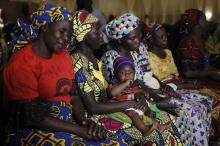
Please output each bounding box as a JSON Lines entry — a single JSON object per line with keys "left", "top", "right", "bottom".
{"left": 9, "top": 0, "right": 220, "bottom": 24}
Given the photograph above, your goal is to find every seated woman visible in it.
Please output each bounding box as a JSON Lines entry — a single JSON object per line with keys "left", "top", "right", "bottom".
{"left": 69, "top": 11, "right": 192, "bottom": 146}
{"left": 177, "top": 9, "right": 220, "bottom": 83}
{"left": 177, "top": 8, "right": 220, "bottom": 142}
{"left": 3, "top": 4, "right": 122, "bottom": 145}
{"left": 69, "top": 10, "right": 152, "bottom": 145}
{"left": 144, "top": 22, "right": 220, "bottom": 144}
{"left": 107, "top": 56, "right": 170, "bottom": 136}
{"left": 102, "top": 13, "right": 212, "bottom": 146}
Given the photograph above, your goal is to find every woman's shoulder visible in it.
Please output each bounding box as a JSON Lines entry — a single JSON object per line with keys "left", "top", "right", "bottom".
{"left": 71, "top": 52, "right": 88, "bottom": 61}
{"left": 6, "top": 44, "right": 35, "bottom": 66}
{"left": 71, "top": 52, "right": 89, "bottom": 67}
{"left": 164, "top": 49, "right": 173, "bottom": 55}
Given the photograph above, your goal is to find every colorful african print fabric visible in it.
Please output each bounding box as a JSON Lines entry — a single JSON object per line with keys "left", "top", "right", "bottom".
{"left": 141, "top": 45, "right": 213, "bottom": 146}
{"left": 177, "top": 38, "right": 210, "bottom": 72}
{"left": 101, "top": 44, "right": 160, "bottom": 90}
{"left": 71, "top": 11, "right": 98, "bottom": 43}
{"left": 72, "top": 53, "right": 108, "bottom": 102}
{"left": 144, "top": 23, "right": 162, "bottom": 39}
{"left": 10, "top": 3, "right": 72, "bottom": 53}
{"left": 72, "top": 52, "right": 192, "bottom": 145}
{"left": 101, "top": 44, "right": 213, "bottom": 146}
{"left": 6, "top": 101, "right": 128, "bottom": 146}
{"left": 98, "top": 108, "right": 192, "bottom": 146}
{"left": 105, "top": 13, "right": 140, "bottom": 40}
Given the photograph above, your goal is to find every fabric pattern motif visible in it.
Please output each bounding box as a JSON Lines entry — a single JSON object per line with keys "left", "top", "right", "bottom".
{"left": 73, "top": 53, "right": 192, "bottom": 145}
{"left": 102, "top": 45, "right": 213, "bottom": 146}
{"left": 148, "top": 49, "right": 179, "bottom": 80}
{"left": 70, "top": 10, "right": 98, "bottom": 51}
{"left": 6, "top": 101, "right": 128, "bottom": 146}
{"left": 72, "top": 53, "right": 107, "bottom": 102}
{"left": 144, "top": 23, "right": 162, "bottom": 39}
{"left": 105, "top": 13, "right": 140, "bottom": 40}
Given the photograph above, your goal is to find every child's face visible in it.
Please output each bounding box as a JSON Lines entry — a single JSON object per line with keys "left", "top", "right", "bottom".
{"left": 117, "top": 65, "right": 135, "bottom": 83}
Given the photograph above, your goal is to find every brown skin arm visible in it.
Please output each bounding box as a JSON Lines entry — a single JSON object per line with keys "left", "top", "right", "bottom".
{"left": 107, "top": 80, "right": 131, "bottom": 98}
{"left": 33, "top": 116, "right": 106, "bottom": 140}
{"left": 80, "top": 91, "right": 147, "bottom": 114}
{"left": 71, "top": 95, "right": 87, "bottom": 125}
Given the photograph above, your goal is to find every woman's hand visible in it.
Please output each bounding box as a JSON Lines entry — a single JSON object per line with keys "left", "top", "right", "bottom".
{"left": 160, "top": 83, "right": 181, "bottom": 99}
{"left": 133, "top": 96, "right": 148, "bottom": 112}
{"left": 144, "top": 121, "right": 159, "bottom": 136}
{"left": 79, "top": 120, "right": 107, "bottom": 140}
{"left": 160, "top": 83, "right": 174, "bottom": 93}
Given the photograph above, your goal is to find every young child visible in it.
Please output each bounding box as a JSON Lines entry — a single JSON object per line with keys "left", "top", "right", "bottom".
{"left": 107, "top": 56, "right": 170, "bottom": 136}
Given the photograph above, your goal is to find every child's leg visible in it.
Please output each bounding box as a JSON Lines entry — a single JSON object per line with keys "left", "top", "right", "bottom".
{"left": 126, "top": 111, "right": 156, "bottom": 136}
{"left": 144, "top": 106, "right": 171, "bottom": 133}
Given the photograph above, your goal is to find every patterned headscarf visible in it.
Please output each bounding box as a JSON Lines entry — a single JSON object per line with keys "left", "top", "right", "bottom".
{"left": 144, "top": 23, "right": 162, "bottom": 39}
{"left": 105, "top": 13, "right": 140, "bottom": 40}
{"left": 180, "top": 8, "right": 204, "bottom": 34}
{"left": 71, "top": 10, "right": 98, "bottom": 45}
{"left": 10, "top": 3, "right": 72, "bottom": 53}
{"left": 113, "top": 56, "right": 135, "bottom": 75}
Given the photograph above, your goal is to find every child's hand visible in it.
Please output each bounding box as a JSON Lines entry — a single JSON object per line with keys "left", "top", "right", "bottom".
{"left": 125, "top": 79, "right": 133, "bottom": 87}
{"left": 144, "top": 121, "right": 159, "bottom": 136}
{"left": 134, "top": 92, "right": 146, "bottom": 102}
{"left": 150, "top": 121, "right": 159, "bottom": 131}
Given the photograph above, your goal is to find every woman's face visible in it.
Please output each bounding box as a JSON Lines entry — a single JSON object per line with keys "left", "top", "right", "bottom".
{"left": 84, "top": 22, "right": 105, "bottom": 51}
{"left": 116, "top": 65, "right": 135, "bottom": 83}
{"left": 151, "top": 27, "right": 168, "bottom": 49}
{"left": 120, "top": 27, "right": 142, "bottom": 51}
{"left": 44, "top": 21, "right": 73, "bottom": 53}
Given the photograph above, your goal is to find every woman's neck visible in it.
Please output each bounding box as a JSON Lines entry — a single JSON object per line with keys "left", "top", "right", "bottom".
{"left": 149, "top": 45, "right": 166, "bottom": 59}
{"left": 79, "top": 42, "right": 99, "bottom": 70}
{"left": 32, "top": 36, "right": 52, "bottom": 59}
{"left": 117, "top": 45, "right": 133, "bottom": 59}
